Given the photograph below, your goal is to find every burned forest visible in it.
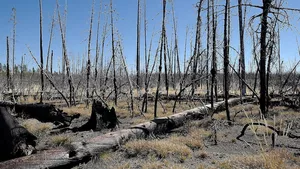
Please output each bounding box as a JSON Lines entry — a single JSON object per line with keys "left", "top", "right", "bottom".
{"left": 0, "top": 0, "right": 300, "bottom": 168}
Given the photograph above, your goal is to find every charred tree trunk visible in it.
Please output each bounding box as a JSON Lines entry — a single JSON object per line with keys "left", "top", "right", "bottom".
{"left": 11, "top": 8, "right": 16, "bottom": 84}
{"left": 211, "top": 0, "right": 217, "bottom": 108}
{"left": 223, "top": 0, "right": 230, "bottom": 124}
{"left": 260, "top": 0, "right": 271, "bottom": 117}
{"left": 46, "top": 7, "right": 56, "bottom": 73}
{"left": 50, "top": 50, "right": 53, "bottom": 75}
{"left": 110, "top": 0, "right": 118, "bottom": 106}
{"left": 136, "top": 0, "right": 141, "bottom": 88}
{"left": 206, "top": 0, "right": 210, "bottom": 99}
{"left": 0, "top": 102, "right": 79, "bottom": 127}
{"left": 0, "top": 106, "right": 37, "bottom": 162}
{"left": 39, "top": 0, "right": 44, "bottom": 103}
{"left": 73, "top": 100, "right": 119, "bottom": 131}
{"left": 238, "top": 0, "right": 246, "bottom": 97}
{"left": 6, "top": 36, "right": 10, "bottom": 91}
{"left": 57, "top": 2, "right": 75, "bottom": 106}
{"left": 86, "top": 0, "right": 94, "bottom": 105}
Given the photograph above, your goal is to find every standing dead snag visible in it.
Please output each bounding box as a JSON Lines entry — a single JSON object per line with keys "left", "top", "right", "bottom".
{"left": 39, "top": 0, "right": 45, "bottom": 103}
{"left": 136, "top": 0, "right": 141, "bottom": 88}
{"left": 86, "top": 0, "right": 95, "bottom": 105}
{"left": 0, "top": 106, "right": 37, "bottom": 162}
{"left": 6, "top": 36, "right": 10, "bottom": 91}
{"left": 73, "top": 100, "right": 119, "bottom": 131}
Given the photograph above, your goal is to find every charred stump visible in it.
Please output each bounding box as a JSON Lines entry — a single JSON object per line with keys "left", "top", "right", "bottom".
{"left": 73, "top": 100, "right": 119, "bottom": 132}
{"left": 0, "top": 106, "right": 37, "bottom": 162}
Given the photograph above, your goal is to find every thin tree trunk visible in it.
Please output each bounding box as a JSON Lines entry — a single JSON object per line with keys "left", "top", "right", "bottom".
{"left": 6, "top": 36, "right": 10, "bottom": 91}
{"left": 143, "top": 0, "right": 148, "bottom": 113}
{"left": 46, "top": 7, "right": 56, "bottom": 73}
{"left": 211, "top": 0, "right": 217, "bottom": 108}
{"left": 86, "top": 0, "right": 94, "bottom": 105}
{"left": 57, "top": 0, "right": 75, "bottom": 106}
{"left": 206, "top": 0, "right": 210, "bottom": 100}
{"left": 154, "top": 0, "right": 166, "bottom": 118}
{"left": 223, "top": 0, "right": 230, "bottom": 124}
{"left": 39, "top": 0, "right": 44, "bottom": 103}
{"left": 20, "top": 54, "right": 24, "bottom": 87}
{"left": 12, "top": 8, "right": 16, "bottom": 85}
{"left": 110, "top": 0, "right": 118, "bottom": 106}
{"left": 50, "top": 50, "right": 53, "bottom": 75}
{"left": 238, "top": 0, "right": 246, "bottom": 98}
{"left": 118, "top": 40, "right": 134, "bottom": 117}
{"left": 136, "top": 0, "right": 141, "bottom": 88}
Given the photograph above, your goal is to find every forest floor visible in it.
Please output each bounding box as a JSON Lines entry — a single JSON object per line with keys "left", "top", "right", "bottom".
{"left": 18, "top": 98, "right": 300, "bottom": 169}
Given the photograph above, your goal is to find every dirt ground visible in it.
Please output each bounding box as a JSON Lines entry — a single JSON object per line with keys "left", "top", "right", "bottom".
{"left": 19, "top": 101, "right": 300, "bottom": 169}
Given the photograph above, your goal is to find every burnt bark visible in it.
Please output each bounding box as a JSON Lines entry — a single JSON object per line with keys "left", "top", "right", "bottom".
{"left": 0, "top": 102, "right": 79, "bottom": 127}
{"left": 0, "top": 106, "right": 37, "bottom": 162}
{"left": 73, "top": 100, "right": 119, "bottom": 132}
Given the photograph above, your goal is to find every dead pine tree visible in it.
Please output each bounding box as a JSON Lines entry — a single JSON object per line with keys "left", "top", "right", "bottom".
{"left": 6, "top": 36, "right": 10, "bottom": 91}
{"left": 57, "top": 0, "right": 75, "bottom": 106}
{"left": 210, "top": 0, "right": 217, "bottom": 108}
{"left": 223, "top": 0, "right": 230, "bottom": 124}
{"left": 191, "top": 0, "right": 203, "bottom": 96}
{"left": 154, "top": 0, "right": 166, "bottom": 118}
{"left": 206, "top": 0, "right": 210, "bottom": 101}
{"left": 260, "top": 0, "right": 272, "bottom": 117}
{"left": 46, "top": 7, "right": 56, "bottom": 73}
{"left": 39, "top": 0, "right": 44, "bottom": 103}
{"left": 142, "top": 0, "right": 148, "bottom": 113}
{"left": 110, "top": 0, "right": 118, "bottom": 106}
{"left": 11, "top": 8, "right": 16, "bottom": 84}
{"left": 238, "top": 0, "right": 246, "bottom": 100}
{"left": 136, "top": 0, "right": 141, "bottom": 88}
{"left": 86, "top": 0, "right": 95, "bottom": 106}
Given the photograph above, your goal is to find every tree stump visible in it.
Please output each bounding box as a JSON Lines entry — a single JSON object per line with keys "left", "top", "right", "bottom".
{"left": 73, "top": 100, "right": 119, "bottom": 131}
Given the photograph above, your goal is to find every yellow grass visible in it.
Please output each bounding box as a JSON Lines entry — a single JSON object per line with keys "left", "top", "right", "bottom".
{"left": 224, "top": 149, "right": 300, "bottom": 169}
{"left": 22, "top": 119, "right": 53, "bottom": 136}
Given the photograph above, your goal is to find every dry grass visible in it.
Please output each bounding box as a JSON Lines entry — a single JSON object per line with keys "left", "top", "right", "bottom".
{"left": 22, "top": 119, "right": 53, "bottom": 136}
{"left": 141, "top": 161, "right": 187, "bottom": 169}
{"left": 63, "top": 104, "right": 91, "bottom": 117}
{"left": 124, "top": 139, "right": 192, "bottom": 161}
{"left": 50, "top": 135, "right": 72, "bottom": 147}
{"left": 223, "top": 149, "right": 300, "bottom": 169}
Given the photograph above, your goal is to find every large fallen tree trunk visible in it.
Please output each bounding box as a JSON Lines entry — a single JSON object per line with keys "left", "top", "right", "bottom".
{"left": 0, "top": 97, "right": 253, "bottom": 169}
{"left": 0, "top": 102, "right": 80, "bottom": 127}
{"left": 0, "top": 107, "right": 37, "bottom": 162}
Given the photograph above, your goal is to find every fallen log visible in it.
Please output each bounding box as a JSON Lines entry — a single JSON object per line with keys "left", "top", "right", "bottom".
{"left": 0, "top": 97, "right": 253, "bottom": 169}
{"left": 0, "top": 106, "right": 37, "bottom": 162}
{"left": 0, "top": 102, "right": 80, "bottom": 127}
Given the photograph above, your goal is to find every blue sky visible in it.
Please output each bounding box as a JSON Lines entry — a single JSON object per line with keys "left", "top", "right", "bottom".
{"left": 1, "top": 0, "right": 300, "bottom": 73}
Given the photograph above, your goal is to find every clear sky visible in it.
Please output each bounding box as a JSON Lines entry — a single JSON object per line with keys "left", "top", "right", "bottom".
{"left": 1, "top": 0, "right": 300, "bottom": 73}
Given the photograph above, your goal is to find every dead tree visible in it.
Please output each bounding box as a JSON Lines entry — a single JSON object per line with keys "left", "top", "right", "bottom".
{"left": 206, "top": 0, "right": 210, "bottom": 99}
{"left": 142, "top": 0, "right": 149, "bottom": 113}
{"left": 238, "top": 0, "right": 246, "bottom": 97}
{"left": 223, "top": 0, "right": 230, "bottom": 124}
{"left": 39, "top": 0, "right": 44, "bottom": 103}
{"left": 0, "top": 106, "right": 37, "bottom": 162}
{"left": 46, "top": 7, "right": 56, "bottom": 72}
{"left": 110, "top": 0, "right": 118, "bottom": 106}
{"left": 57, "top": 1, "right": 75, "bottom": 106}
{"left": 86, "top": 0, "right": 95, "bottom": 105}
{"left": 11, "top": 8, "right": 16, "bottom": 84}
{"left": 136, "top": 0, "right": 141, "bottom": 88}
{"left": 154, "top": 0, "right": 166, "bottom": 118}
{"left": 211, "top": 0, "right": 217, "bottom": 108}
{"left": 260, "top": 0, "right": 272, "bottom": 117}
{"left": 6, "top": 36, "right": 10, "bottom": 91}
{"left": 191, "top": 0, "right": 203, "bottom": 96}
